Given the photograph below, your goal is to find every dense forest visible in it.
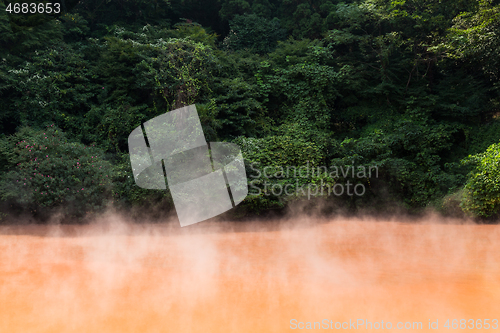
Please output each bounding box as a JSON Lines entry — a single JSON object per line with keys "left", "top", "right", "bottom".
{"left": 1, "top": 0, "right": 500, "bottom": 222}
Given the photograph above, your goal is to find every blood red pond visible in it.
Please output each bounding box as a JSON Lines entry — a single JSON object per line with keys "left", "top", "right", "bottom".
{"left": 0, "top": 216, "right": 499, "bottom": 332}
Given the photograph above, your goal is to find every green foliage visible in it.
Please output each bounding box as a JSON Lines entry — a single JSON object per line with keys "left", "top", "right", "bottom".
{"left": 441, "top": 0, "right": 500, "bottom": 80}
{"left": 110, "top": 152, "right": 173, "bottom": 210}
{"left": 213, "top": 75, "right": 265, "bottom": 138}
{"left": 82, "top": 103, "right": 153, "bottom": 152}
{"left": 60, "top": 13, "right": 90, "bottom": 42}
{"left": 468, "top": 118, "right": 500, "bottom": 155}
{"left": 324, "top": 103, "right": 469, "bottom": 207}
{"left": 219, "top": 0, "right": 253, "bottom": 20}
{"left": 235, "top": 135, "right": 323, "bottom": 167}
{"left": 223, "top": 14, "right": 286, "bottom": 54}
{"left": 277, "top": 0, "right": 336, "bottom": 39}
{"left": 0, "top": 0, "right": 69, "bottom": 58}
{"left": 100, "top": 25, "right": 218, "bottom": 108}
{"left": 2, "top": 0, "right": 500, "bottom": 221}
{"left": 0, "top": 24, "right": 219, "bottom": 151}
{"left": 169, "top": 21, "right": 218, "bottom": 47}
{"left": 130, "top": 35, "right": 217, "bottom": 110}
{"left": 461, "top": 141, "right": 500, "bottom": 217}
{"left": 74, "top": 0, "right": 172, "bottom": 32}
{"left": 210, "top": 50, "right": 269, "bottom": 138}
{"left": 0, "top": 42, "right": 101, "bottom": 134}
{"left": 196, "top": 100, "right": 223, "bottom": 142}
{"left": 0, "top": 126, "right": 113, "bottom": 217}
{"left": 234, "top": 134, "right": 324, "bottom": 208}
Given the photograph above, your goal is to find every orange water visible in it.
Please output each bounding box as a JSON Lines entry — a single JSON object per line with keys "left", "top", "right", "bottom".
{"left": 0, "top": 216, "right": 499, "bottom": 332}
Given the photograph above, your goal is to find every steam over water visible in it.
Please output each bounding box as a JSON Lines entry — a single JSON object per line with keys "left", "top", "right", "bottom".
{"left": 0, "top": 214, "right": 499, "bottom": 332}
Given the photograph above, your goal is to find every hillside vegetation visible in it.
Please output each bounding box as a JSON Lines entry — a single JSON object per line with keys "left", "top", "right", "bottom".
{"left": 1, "top": 0, "right": 500, "bottom": 221}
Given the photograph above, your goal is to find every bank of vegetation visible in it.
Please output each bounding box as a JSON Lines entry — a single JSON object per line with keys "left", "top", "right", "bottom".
{"left": 1, "top": 0, "right": 500, "bottom": 222}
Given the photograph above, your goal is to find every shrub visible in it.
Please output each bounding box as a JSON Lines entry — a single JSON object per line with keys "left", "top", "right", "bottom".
{"left": 233, "top": 135, "right": 324, "bottom": 211}
{"left": 111, "top": 152, "right": 174, "bottom": 215}
{"left": 0, "top": 125, "right": 114, "bottom": 219}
